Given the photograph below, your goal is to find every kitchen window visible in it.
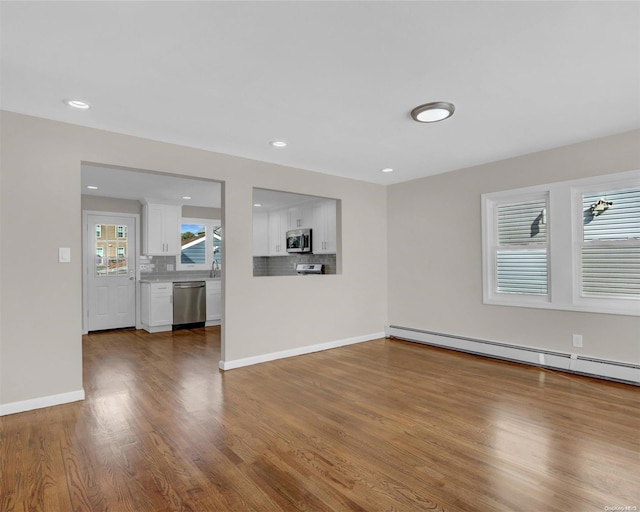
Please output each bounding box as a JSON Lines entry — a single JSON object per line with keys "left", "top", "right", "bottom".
{"left": 177, "top": 218, "right": 222, "bottom": 271}
{"left": 483, "top": 169, "right": 640, "bottom": 316}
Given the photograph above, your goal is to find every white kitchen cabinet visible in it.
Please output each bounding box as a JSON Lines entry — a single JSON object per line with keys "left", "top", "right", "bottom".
{"left": 287, "top": 202, "right": 313, "bottom": 229}
{"left": 206, "top": 280, "right": 222, "bottom": 325}
{"left": 142, "top": 203, "right": 180, "bottom": 255}
{"left": 268, "top": 209, "right": 288, "bottom": 256}
{"left": 140, "top": 282, "right": 173, "bottom": 332}
{"left": 253, "top": 211, "right": 269, "bottom": 256}
{"left": 312, "top": 199, "right": 337, "bottom": 254}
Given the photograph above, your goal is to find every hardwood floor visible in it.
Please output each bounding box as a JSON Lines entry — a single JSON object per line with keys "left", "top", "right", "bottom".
{"left": 1, "top": 327, "right": 638, "bottom": 511}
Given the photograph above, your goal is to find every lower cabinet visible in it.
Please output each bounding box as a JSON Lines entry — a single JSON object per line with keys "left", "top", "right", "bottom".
{"left": 141, "top": 280, "right": 221, "bottom": 332}
{"left": 206, "top": 280, "right": 222, "bottom": 325}
{"left": 140, "top": 282, "right": 173, "bottom": 333}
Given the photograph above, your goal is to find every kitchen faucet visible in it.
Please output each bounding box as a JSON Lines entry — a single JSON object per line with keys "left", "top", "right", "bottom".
{"left": 210, "top": 257, "right": 220, "bottom": 278}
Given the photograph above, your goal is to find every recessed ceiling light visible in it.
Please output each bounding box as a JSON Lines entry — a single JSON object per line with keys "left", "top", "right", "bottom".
{"left": 253, "top": 203, "right": 262, "bottom": 207}
{"left": 64, "top": 99, "right": 91, "bottom": 110}
{"left": 270, "top": 140, "right": 288, "bottom": 148}
{"left": 182, "top": 196, "right": 191, "bottom": 200}
{"left": 86, "top": 185, "right": 98, "bottom": 190}
{"left": 411, "top": 101, "right": 455, "bottom": 123}
{"left": 381, "top": 168, "right": 394, "bottom": 173}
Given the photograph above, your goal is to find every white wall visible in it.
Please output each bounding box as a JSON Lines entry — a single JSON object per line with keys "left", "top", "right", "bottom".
{"left": 387, "top": 130, "right": 640, "bottom": 364}
{"left": 0, "top": 111, "right": 387, "bottom": 409}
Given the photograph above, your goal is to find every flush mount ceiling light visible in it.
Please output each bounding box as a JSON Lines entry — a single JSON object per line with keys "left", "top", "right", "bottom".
{"left": 253, "top": 203, "right": 262, "bottom": 207}
{"left": 270, "top": 140, "right": 288, "bottom": 148}
{"left": 410, "top": 101, "right": 455, "bottom": 123}
{"left": 182, "top": 196, "right": 191, "bottom": 200}
{"left": 64, "top": 99, "right": 91, "bottom": 110}
{"left": 381, "top": 168, "right": 394, "bottom": 173}
{"left": 86, "top": 185, "right": 98, "bottom": 190}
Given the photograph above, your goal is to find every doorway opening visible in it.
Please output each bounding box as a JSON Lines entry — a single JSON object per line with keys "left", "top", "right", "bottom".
{"left": 80, "top": 163, "right": 224, "bottom": 361}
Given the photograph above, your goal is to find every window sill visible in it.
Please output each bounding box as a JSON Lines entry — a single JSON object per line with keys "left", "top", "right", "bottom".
{"left": 484, "top": 296, "right": 640, "bottom": 317}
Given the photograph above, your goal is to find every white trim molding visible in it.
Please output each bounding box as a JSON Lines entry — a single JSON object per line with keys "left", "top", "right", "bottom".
{"left": 0, "top": 389, "right": 85, "bottom": 416}
{"left": 385, "top": 325, "right": 640, "bottom": 385}
{"left": 219, "top": 331, "right": 385, "bottom": 371}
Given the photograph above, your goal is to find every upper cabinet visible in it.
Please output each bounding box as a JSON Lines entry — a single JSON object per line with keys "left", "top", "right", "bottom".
{"left": 287, "top": 202, "right": 313, "bottom": 230}
{"left": 142, "top": 202, "right": 180, "bottom": 255}
{"left": 268, "top": 209, "right": 288, "bottom": 256}
{"left": 312, "top": 199, "right": 337, "bottom": 254}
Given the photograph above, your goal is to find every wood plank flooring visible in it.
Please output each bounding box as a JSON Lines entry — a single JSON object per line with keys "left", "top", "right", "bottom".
{"left": 1, "top": 327, "right": 638, "bottom": 511}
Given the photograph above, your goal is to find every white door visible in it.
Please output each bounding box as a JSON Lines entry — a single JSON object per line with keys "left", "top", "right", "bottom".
{"left": 87, "top": 214, "right": 136, "bottom": 331}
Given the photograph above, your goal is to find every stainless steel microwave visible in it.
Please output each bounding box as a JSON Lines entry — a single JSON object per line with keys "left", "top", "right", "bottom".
{"left": 286, "top": 228, "right": 311, "bottom": 253}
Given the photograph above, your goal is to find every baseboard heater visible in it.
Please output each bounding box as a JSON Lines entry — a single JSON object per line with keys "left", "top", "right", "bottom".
{"left": 385, "top": 325, "right": 640, "bottom": 386}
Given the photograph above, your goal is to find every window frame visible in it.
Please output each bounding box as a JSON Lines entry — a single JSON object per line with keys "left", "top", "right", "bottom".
{"left": 571, "top": 175, "right": 640, "bottom": 315}
{"left": 482, "top": 169, "right": 640, "bottom": 316}
{"left": 176, "top": 217, "right": 222, "bottom": 271}
{"left": 483, "top": 189, "right": 551, "bottom": 308}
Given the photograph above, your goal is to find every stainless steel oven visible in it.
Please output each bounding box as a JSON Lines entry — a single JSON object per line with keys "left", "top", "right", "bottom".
{"left": 286, "top": 228, "right": 311, "bottom": 253}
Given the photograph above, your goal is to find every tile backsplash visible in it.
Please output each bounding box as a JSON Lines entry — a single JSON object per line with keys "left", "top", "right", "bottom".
{"left": 141, "top": 253, "right": 337, "bottom": 279}
{"left": 140, "top": 255, "right": 214, "bottom": 280}
{"left": 253, "top": 254, "right": 337, "bottom": 277}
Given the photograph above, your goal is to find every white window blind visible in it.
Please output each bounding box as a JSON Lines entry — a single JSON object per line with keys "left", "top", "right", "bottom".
{"left": 496, "top": 200, "right": 548, "bottom": 295}
{"left": 581, "top": 187, "right": 640, "bottom": 298}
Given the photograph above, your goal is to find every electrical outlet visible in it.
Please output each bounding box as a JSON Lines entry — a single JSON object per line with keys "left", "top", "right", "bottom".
{"left": 572, "top": 334, "right": 583, "bottom": 348}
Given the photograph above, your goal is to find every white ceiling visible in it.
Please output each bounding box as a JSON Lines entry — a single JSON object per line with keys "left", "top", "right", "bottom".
{"left": 82, "top": 164, "right": 222, "bottom": 208}
{"left": 2, "top": 2, "right": 639, "bottom": 185}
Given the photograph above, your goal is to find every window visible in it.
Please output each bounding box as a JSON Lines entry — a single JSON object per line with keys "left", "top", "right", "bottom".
{"left": 94, "top": 224, "right": 128, "bottom": 277}
{"left": 483, "top": 169, "right": 639, "bottom": 316}
{"left": 578, "top": 186, "right": 640, "bottom": 300}
{"left": 177, "top": 218, "right": 222, "bottom": 271}
{"left": 483, "top": 192, "right": 549, "bottom": 306}
{"left": 496, "top": 197, "right": 548, "bottom": 295}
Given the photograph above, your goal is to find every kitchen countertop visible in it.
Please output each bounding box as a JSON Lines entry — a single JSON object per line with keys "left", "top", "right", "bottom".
{"left": 140, "top": 277, "right": 221, "bottom": 283}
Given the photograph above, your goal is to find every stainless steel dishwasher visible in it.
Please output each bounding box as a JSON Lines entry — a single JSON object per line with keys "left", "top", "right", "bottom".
{"left": 172, "top": 281, "right": 206, "bottom": 328}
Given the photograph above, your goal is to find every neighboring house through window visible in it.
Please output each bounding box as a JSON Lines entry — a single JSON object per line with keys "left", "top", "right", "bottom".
{"left": 177, "top": 218, "right": 222, "bottom": 271}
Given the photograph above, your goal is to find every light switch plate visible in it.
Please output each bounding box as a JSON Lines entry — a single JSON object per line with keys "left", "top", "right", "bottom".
{"left": 59, "top": 247, "right": 71, "bottom": 263}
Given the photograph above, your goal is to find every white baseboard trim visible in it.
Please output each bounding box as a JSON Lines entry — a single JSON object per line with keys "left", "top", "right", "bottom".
{"left": 385, "top": 325, "right": 640, "bottom": 385}
{"left": 219, "top": 331, "right": 385, "bottom": 371}
{"left": 0, "top": 389, "right": 85, "bottom": 416}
